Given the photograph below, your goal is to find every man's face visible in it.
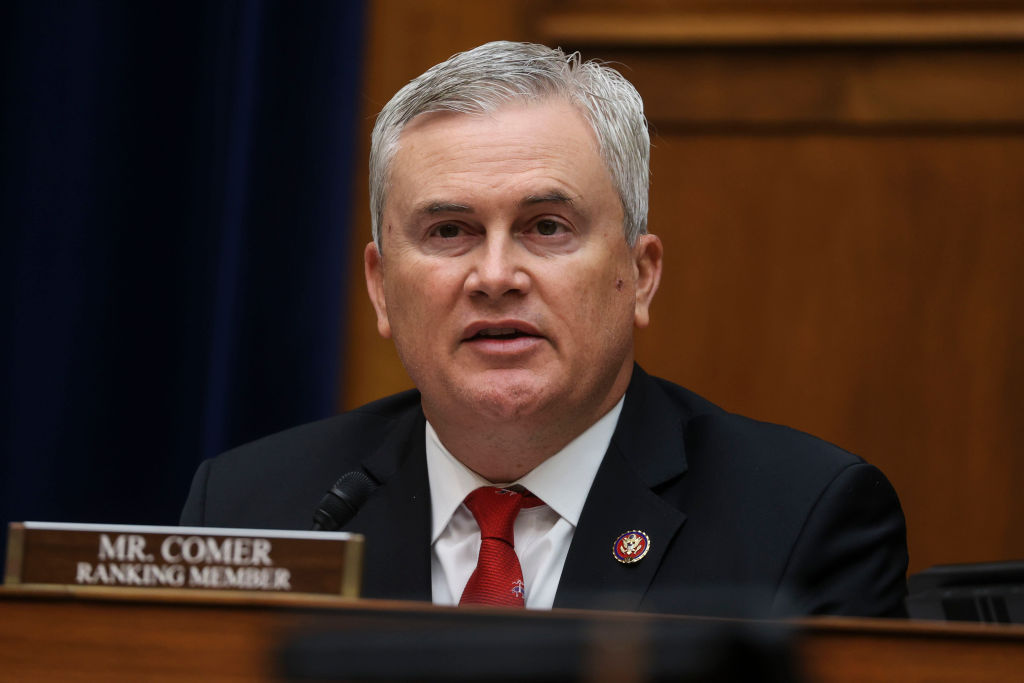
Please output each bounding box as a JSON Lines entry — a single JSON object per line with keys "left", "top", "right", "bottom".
{"left": 365, "top": 99, "right": 661, "bottom": 443}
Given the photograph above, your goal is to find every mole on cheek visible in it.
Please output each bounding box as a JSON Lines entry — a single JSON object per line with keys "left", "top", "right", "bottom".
{"left": 615, "top": 278, "right": 624, "bottom": 291}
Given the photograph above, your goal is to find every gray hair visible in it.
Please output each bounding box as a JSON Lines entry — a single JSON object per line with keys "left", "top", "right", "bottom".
{"left": 369, "top": 41, "right": 649, "bottom": 247}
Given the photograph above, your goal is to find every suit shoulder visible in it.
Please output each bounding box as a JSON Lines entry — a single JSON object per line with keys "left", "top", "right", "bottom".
{"left": 694, "top": 410, "right": 861, "bottom": 471}
{"left": 181, "top": 389, "right": 422, "bottom": 529}
{"left": 213, "top": 389, "right": 421, "bottom": 469}
{"left": 647, "top": 372, "right": 863, "bottom": 475}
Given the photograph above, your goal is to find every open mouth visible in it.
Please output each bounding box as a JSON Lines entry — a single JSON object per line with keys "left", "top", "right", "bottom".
{"left": 461, "top": 321, "right": 546, "bottom": 351}
{"left": 470, "top": 328, "right": 535, "bottom": 341}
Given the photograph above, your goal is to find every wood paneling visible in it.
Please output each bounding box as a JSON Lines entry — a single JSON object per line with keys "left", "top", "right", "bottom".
{"left": 601, "top": 48, "right": 1024, "bottom": 128}
{"left": 4, "top": 588, "right": 1024, "bottom": 682}
{"left": 644, "top": 132, "right": 1024, "bottom": 573}
{"left": 539, "top": 10, "right": 1024, "bottom": 46}
{"left": 341, "top": 0, "right": 1024, "bottom": 575}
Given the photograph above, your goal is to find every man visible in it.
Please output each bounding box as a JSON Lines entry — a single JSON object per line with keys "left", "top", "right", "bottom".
{"left": 181, "top": 41, "right": 908, "bottom": 617}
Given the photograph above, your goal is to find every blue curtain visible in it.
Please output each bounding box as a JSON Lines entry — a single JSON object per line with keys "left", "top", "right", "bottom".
{"left": 0, "top": 0, "right": 365, "bottom": 563}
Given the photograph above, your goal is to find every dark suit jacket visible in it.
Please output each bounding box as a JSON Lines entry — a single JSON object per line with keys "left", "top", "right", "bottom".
{"left": 180, "top": 365, "right": 908, "bottom": 617}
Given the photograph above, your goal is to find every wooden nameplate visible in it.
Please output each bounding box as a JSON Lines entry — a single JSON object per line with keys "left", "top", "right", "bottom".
{"left": 4, "top": 522, "right": 364, "bottom": 598}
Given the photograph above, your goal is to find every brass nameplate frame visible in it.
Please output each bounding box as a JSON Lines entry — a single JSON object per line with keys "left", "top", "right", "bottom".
{"left": 4, "top": 522, "right": 364, "bottom": 598}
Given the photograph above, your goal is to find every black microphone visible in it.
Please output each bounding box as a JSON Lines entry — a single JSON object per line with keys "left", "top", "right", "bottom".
{"left": 311, "top": 471, "right": 378, "bottom": 531}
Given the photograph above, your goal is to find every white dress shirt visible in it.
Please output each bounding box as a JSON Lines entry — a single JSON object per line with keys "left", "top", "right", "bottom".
{"left": 426, "top": 397, "right": 624, "bottom": 609}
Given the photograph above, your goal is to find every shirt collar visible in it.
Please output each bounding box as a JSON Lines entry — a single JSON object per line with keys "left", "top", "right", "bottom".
{"left": 425, "top": 397, "right": 625, "bottom": 543}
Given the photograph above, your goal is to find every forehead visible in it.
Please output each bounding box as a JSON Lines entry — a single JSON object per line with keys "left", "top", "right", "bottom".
{"left": 385, "top": 100, "right": 615, "bottom": 213}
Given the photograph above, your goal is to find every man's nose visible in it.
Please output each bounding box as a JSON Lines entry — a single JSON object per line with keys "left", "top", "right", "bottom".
{"left": 465, "top": 233, "right": 530, "bottom": 298}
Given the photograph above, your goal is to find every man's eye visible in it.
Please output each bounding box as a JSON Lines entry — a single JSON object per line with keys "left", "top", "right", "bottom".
{"left": 536, "top": 220, "right": 563, "bottom": 236}
{"left": 436, "top": 224, "right": 461, "bottom": 238}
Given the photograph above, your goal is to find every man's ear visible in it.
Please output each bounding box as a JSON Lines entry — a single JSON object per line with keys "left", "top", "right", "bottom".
{"left": 364, "top": 241, "right": 392, "bottom": 339}
{"left": 632, "top": 234, "right": 663, "bottom": 329}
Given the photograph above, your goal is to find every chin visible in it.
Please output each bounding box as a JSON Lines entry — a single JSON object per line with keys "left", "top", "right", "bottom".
{"left": 454, "top": 370, "right": 555, "bottom": 422}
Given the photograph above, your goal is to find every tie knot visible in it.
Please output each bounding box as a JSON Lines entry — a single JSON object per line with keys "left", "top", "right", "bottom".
{"left": 463, "top": 487, "right": 541, "bottom": 543}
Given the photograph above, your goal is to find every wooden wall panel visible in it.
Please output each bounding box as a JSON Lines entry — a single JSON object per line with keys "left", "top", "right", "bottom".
{"left": 643, "top": 133, "right": 1024, "bottom": 573}
{"left": 342, "top": 0, "right": 1024, "bottom": 574}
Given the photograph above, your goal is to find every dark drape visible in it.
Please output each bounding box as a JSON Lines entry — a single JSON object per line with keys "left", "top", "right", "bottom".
{"left": 0, "top": 0, "right": 365, "bottom": 562}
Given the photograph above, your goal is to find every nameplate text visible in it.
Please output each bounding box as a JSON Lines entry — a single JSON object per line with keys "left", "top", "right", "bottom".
{"left": 4, "top": 522, "right": 363, "bottom": 597}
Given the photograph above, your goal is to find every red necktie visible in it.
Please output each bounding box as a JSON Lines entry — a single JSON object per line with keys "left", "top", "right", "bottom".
{"left": 459, "top": 487, "right": 544, "bottom": 607}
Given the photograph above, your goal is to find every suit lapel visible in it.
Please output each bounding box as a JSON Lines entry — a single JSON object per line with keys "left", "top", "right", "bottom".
{"left": 342, "top": 406, "right": 433, "bottom": 602}
{"left": 554, "top": 367, "right": 689, "bottom": 611}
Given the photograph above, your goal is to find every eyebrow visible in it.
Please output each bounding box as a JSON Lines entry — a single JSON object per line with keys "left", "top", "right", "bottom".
{"left": 519, "top": 191, "right": 575, "bottom": 208}
{"left": 413, "top": 191, "right": 576, "bottom": 217}
{"left": 418, "top": 201, "right": 473, "bottom": 215}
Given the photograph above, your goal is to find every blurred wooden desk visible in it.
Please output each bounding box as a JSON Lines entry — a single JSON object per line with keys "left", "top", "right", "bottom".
{"left": 2, "top": 586, "right": 1022, "bottom": 682}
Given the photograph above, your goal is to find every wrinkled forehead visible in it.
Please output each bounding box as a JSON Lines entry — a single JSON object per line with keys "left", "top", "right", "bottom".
{"left": 389, "top": 99, "right": 603, "bottom": 185}
{"left": 386, "top": 101, "right": 607, "bottom": 200}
